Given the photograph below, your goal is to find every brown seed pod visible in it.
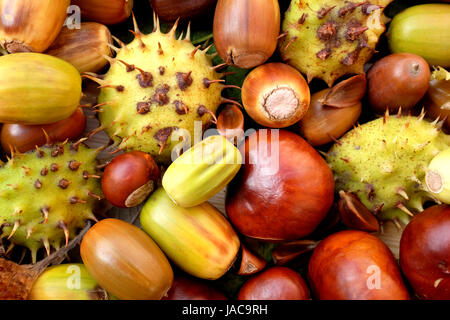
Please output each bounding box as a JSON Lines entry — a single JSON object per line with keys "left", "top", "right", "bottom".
{"left": 297, "top": 84, "right": 362, "bottom": 147}
{"left": 422, "top": 70, "right": 450, "bottom": 131}
{"left": 213, "top": 0, "right": 280, "bottom": 68}
{"left": 338, "top": 190, "right": 380, "bottom": 232}
{"left": 238, "top": 244, "right": 267, "bottom": 276}
{"left": 150, "top": 0, "right": 218, "bottom": 22}
{"left": 217, "top": 104, "right": 244, "bottom": 143}
{"left": 242, "top": 63, "right": 310, "bottom": 128}
{"left": 46, "top": 23, "right": 113, "bottom": 73}
{"left": 272, "top": 240, "right": 318, "bottom": 266}
{"left": 0, "top": 0, "right": 70, "bottom": 53}
{"left": 72, "top": 0, "right": 133, "bottom": 25}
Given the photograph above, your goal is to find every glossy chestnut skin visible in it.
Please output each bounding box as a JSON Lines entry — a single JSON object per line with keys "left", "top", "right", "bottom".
{"left": 163, "top": 277, "right": 227, "bottom": 300}
{"left": 400, "top": 205, "right": 450, "bottom": 299}
{"left": 213, "top": 0, "right": 280, "bottom": 68}
{"left": 72, "top": 0, "right": 133, "bottom": 25}
{"left": 308, "top": 230, "right": 410, "bottom": 300}
{"left": 238, "top": 267, "right": 310, "bottom": 300}
{"left": 150, "top": 0, "right": 217, "bottom": 22}
{"left": 226, "top": 130, "right": 334, "bottom": 241}
{"left": 80, "top": 219, "right": 173, "bottom": 300}
{"left": 368, "top": 53, "right": 430, "bottom": 113}
{"left": 0, "top": 108, "right": 85, "bottom": 154}
{"left": 422, "top": 77, "right": 450, "bottom": 131}
{"left": 298, "top": 89, "right": 361, "bottom": 146}
{"left": 102, "top": 151, "right": 160, "bottom": 208}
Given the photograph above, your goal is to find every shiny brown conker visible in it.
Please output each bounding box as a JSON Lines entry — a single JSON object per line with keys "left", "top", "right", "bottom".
{"left": 238, "top": 267, "right": 310, "bottom": 300}
{"left": 101, "top": 151, "right": 160, "bottom": 208}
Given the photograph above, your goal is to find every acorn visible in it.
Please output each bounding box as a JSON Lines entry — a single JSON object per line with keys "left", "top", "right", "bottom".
{"left": 213, "top": 0, "right": 280, "bottom": 68}
{"left": 29, "top": 264, "right": 109, "bottom": 300}
{"left": 0, "top": 0, "right": 70, "bottom": 53}
{"left": 141, "top": 187, "right": 240, "bottom": 280}
{"left": 72, "top": 0, "right": 134, "bottom": 25}
{"left": 242, "top": 63, "right": 310, "bottom": 128}
{"left": 46, "top": 23, "right": 113, "bottom": 73}
{"left": 80, "top": 219, "right": 174, "bottom": 300}
{"left": 0, "top": 53, "right": 82, "bottom": 125}
{"left": 162, "top": 135, "right": 242, "bottom": 208}
{"left": 297, "top": 75, "right": 365, "bottom": 146}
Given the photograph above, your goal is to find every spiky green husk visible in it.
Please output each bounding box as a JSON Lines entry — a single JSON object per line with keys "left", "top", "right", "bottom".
{"left": 97, "top": 20, "right": 223, "bottom": 163}
{"left": 327, "top": 115, "right": 450, "bottom": 224}
{"left": 279, "top": 0, "right": 392, "bottom": 86}
{"left": 0, "top": 142, "right": 101, "bottom": 262}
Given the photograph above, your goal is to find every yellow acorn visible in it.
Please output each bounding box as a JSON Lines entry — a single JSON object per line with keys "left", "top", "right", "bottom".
{"left": 140, "top": 187, "right": 240, "bottom": 280}
{"left": 162, "top": 135, "right": 242, "bottom": 207}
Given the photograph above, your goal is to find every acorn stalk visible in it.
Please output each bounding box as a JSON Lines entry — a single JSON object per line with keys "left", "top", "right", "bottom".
{"left": 46, "top": 23, "right": 113, "bottom": 74}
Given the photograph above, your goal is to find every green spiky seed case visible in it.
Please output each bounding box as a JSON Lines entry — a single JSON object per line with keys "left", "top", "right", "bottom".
{"left": 0, "top": 142, "right": 102, "bottom": 262}
{"left": 97, "top": 18, "right": 225, "bottom": 163}
{"left": 279, "top": 0, "right": 392, "bottom": 86}
{"left": 327, "top": 114, "right": 450, "bottom": 224}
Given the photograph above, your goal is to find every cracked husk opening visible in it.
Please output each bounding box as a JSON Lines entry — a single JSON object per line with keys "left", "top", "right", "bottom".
{"left": 3, "top": 40, "right": 33, "bottom": 53}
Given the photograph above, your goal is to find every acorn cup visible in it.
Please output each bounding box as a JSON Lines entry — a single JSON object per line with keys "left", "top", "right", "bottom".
{"left": 140, "top": 187, "right": 240, "bottom": 280}
{"left": 46, "top": 23, "right": 113, "bottom": 73}
{"left": 0, "top": 0, "right": 70, "bottom": 53}
{"left": 72, "top": 0, "right": 134, "bottom": 25}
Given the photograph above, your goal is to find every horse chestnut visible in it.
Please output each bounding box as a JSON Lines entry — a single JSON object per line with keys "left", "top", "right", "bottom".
{"left": 1, "top": 108, "right": 85, "bottom": 154}
{"left": 163, "top": 277, "right": 227, "bottom": 300}
{"left": 226, "top": 129, "right": 334, "bottom": 241}
{"left": 308, "top": 230, "right": 409, "bottom": 300}
{"left": 102, "top": 151, "right": 160, "bottom": 208}
{"left": 368, "top": 53, "right": 430, "bottom": 113}
{"left": 400, "top": 205, "right": 450, "bottom": 299}
{"left": 238, "top": 267, "right": 310, "bottom": 300}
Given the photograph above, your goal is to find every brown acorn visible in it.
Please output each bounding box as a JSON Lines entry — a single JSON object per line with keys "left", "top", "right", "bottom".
{"left": 213, "top": 0, "right": 280, "bottom": 68}
{"left": 0, "top": 0, "right": 70, "bottom": 53}
{"left": 46, "top": 23, "right": 113, "bottom": 73}
{"left": 72, "top": 0, "right": 133, "bottom": 25}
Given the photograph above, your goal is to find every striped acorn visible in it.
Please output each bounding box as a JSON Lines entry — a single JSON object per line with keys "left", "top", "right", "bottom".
{"left": 0, "top": 0, "right": 69, "bottom": 53}
{"left": 46, "top": 22, "right": 113, "bottom": 73}
{"left": 388, "top": 4, "right": 450, "bottom": 67}
{"left": 140, "top": 187, "right": 240, "bottom": 280}
{"left": 0, "top": 53, "right": 82, "bottom": 125}
{"left": 29, "top": 264, "right": 109, "bottom": 300}
{"left": 162, "top": 135, "right": 242, "bottom": 208}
